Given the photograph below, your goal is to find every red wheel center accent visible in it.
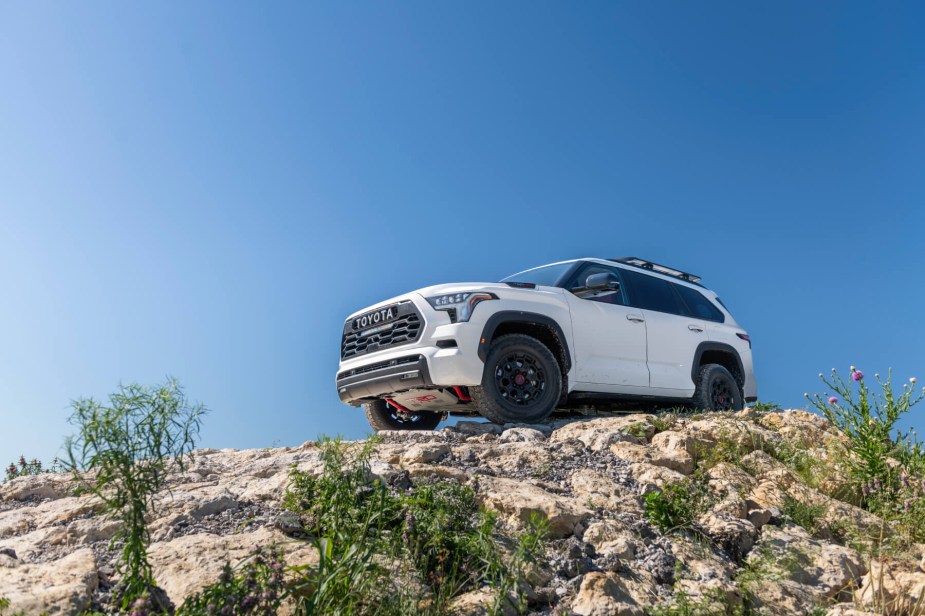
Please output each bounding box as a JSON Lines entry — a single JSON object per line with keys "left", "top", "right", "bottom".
{"left": 514, "top": 373, "right": 526, "bottom": 386}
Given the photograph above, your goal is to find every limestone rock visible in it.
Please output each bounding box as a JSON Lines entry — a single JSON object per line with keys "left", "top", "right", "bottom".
{"left": 400, "top": 443, "right": 450, "bottom": 464}
{"left": 148, "top": 527, "right": 317, "bottom": 606}
{"left": 583, "top": 520, "right": 637, "bottom": 560}
{"left": 472, "top": 476, "right": 590, "bottom": 538}
{"left": 629, "top": 462, "right": 686, "bottom": 490}
{"left": 698, "top": 513, "right": 757, "bottom": 562}
{"left": 550, "top": 416, "right": 653, "bottom": 451}
{"left": 569, "top": 469, "right": 640, "bottom": 513}
{"left": 0, "top": 472, "right": 73, "bottom": 502}
{"left": 447, "top": 588, "right": 516, "bottom": 615}
{"left": 0, "top": 548, "right": 98, "bottom": 614}
{"left": 610, "top": 435, "right": 694, "bottom": 475}
{"left": 855, "top": 558, "right": 925, "bottom": 612}
{"left": 498, "top": 427, "right": 547, "bottom": 443}
{"left": 745, "top": 524, "right": 866, "bottom": 612}
{"left": 570, "top": 571, "right": 643, "bottom": 616}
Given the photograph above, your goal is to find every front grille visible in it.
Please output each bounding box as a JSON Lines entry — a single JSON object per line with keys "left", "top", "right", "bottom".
{"left": 337, "top": 355, "right": 422, "bottom": 380}
{"left": 341, "top": 301, "right": 424, "bottom": 360}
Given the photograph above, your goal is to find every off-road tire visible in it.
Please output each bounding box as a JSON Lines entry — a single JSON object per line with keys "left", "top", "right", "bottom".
{"left": 364, "top": 399, "right": 442, "bottom": 432}
{"left": 471, "top": 333, "right": 562, "bottom": 424}
{"left": 692, "top": 364, "right": 744, "bottom": 411}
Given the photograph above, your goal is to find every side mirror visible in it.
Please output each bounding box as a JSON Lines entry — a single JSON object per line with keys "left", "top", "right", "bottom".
{"left": 585, "top": 272, "right": 621, "bottom": 291}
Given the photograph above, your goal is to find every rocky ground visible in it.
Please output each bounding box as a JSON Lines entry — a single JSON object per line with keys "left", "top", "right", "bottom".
{"left": 1, "top": 409, "right": 924, "bottom": 614}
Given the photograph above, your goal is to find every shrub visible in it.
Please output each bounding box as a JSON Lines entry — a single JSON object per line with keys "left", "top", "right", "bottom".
{"left": 177, "top": 546, "right": 285, "bottom": 616}
{"left": 281, "top": 437, "right": 547, "bottom": 614}
{"left": 643, "top": 477, "right": 709, "bottom": 534}
{"left": 0, "top": 596, "right": 27, "bottom": 616}
{"left": 807, "top": 367, "right": 925, "bottom": 541}
{"left": 4, "top": 455, "right": 50, "bottom": 482}
{"left": 781, "top": 496, "right": 827, "bottom": 535}
{"left": 808, "top": 368, "right": 922, "bottom": 489}
{"left": 747, "top": 400, "right": 781, "bottom": 413}
{"left": 63, "top": 378, "right": 206, "bottom": 610}
{"left": 646, "top": 586, "right": 744, "bottom": 615}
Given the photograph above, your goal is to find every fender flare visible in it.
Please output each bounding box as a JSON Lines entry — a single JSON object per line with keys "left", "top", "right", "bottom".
{"left": 691, "top": 342, "right": 745, "bottom": 386}
{"left": 477, "top": 311, "right": 572, "bottom": 372}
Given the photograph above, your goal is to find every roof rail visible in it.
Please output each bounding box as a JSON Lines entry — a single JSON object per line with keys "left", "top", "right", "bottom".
{"left": 609, "top": 257, "right": 702, "bottom": 284}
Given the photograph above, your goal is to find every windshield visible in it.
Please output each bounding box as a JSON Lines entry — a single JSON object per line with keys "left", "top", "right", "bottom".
{"left": 500, "top": 262, "right": 576, "bottom": 287}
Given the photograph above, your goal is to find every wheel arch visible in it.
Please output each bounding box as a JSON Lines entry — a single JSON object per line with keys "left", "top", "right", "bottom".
{"left": 478, "top": 312, "right": 571, "bottom": 368}
{"left": 692, "top": 342, "right": 745, "bottom": 389}
{"left": 478, "top": 311, "right": 571, "bottom": 403}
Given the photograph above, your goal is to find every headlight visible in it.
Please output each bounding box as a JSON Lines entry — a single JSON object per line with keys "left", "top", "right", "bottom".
{"left": 425, "top": 292, "right": 497, "bottom": 323}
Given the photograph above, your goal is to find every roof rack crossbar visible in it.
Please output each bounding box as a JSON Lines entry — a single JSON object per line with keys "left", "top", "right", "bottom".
{"left": 609, "top": 257, "right": 702, "bottom": 284}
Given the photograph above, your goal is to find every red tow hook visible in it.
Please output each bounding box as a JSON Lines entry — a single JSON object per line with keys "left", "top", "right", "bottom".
{"left": 386, "top": 398, "right": 413, "bottom": 412}
{"left": 452, "top": 386, "right": 472, "bottom": 402}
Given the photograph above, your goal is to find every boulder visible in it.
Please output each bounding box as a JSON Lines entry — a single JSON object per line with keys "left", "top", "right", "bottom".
{"left": 570, "top": 572, "right": 643, "bottom": 616}
{"left": 855, "top": 558, "right": 925, "bottom": 612}
{"left": 629, "top": 463, "right": 686, "bottom": 491}
{"left": 698, "top": 513, "right": 757, "bottom": 562}
{"left": 609, "top": 441, "right": 693, "bottom": 475}
{"left": 582, "top": 520, "right": 637, "bottom": 560}
{"left": 0, "top": 548, "right": 98, "bottom": 614}
{"left": 745, "top": 524, "right": 866, "bottom": 612}
{"left": 447, "top": 588, "right": 516, "bottom": 615}
{"left": 400, "top": 443, "right": 450, "bottom": 465}
{"left": 569, "top": 469, "right": 640, "bottom": 513}
{"left": 550, "top": 416, "right": 654, "bottom": 451}
{"left": 148, "top": 527, "right": 317, "bottom": 606}
{"left": 498, "top": 427, "right": 547, "bottom": 443}
{"left": 472, "top": 476, "right": 590, "bottom": 538}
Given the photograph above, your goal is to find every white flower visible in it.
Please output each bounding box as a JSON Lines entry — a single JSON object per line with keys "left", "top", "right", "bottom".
{"left": 912, "top": 377, "right": 918, "bottom": 384}
{"left": 818, "top": 373, "right": 824, "bottom": 378}
{"left": 850, "top": 365, "right": 856, "bottom": 371}
{"left": 803, "top": 393, "right": 809, "bottom": 397}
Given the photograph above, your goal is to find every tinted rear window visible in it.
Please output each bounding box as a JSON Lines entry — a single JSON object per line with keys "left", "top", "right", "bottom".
{"left": 622, "top": 270, "right": 685, "bottom": 315}
{"left": 674, "top": 284, "right": 725, "bottom": 322}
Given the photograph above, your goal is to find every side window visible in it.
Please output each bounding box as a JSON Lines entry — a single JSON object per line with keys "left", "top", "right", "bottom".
{"left": 621, "top": 270, "right": 685, "bottom": 315}
{"left": 674, "top": 284, "right": 725, "bottom": 322}
{"left": 570, "top": 265, "right": 627, "bottom": 306}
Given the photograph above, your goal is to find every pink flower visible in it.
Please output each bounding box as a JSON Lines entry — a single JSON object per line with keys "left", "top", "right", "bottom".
{"left": 828, "top": 396, "right": 839, "bottom": 405}
{"left": 852, "top": 370, "right": 864, "bottom": 381}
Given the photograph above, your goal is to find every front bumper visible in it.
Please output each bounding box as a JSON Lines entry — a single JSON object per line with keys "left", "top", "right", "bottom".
{"left": 336, "top": 355, "right": 433, "bottom": 405}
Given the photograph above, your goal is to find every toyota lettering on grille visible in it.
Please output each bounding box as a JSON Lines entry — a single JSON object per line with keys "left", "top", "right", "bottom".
{"left": 354, "top": 305, "right": 398, "bottom": 331}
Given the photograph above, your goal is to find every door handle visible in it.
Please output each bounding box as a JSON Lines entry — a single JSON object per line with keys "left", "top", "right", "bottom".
{"left": 688, "top": 324, "right": 704, "bottom": 332}
{"left": 627, "top": 314, "right": 645, "bottom": 323}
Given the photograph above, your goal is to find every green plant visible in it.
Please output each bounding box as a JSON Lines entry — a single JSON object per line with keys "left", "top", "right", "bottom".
{"left": 626, "top": 420, "right": 654, "bottom": 439}
{"left": 63, "top": 378, "right": 206, "bottom": 610}
{"left": 781, "top": 496, "right": 827, "bottom": 535}
{"left": 807, "top": 368, "right": 925, "bottom": 541}
{"left": 0, "top": 596, "right": 29, "bottom": 616}
{"left": 4, "top": 455, "right": 50, "bottom": 482}
{"left": 281, "top": 437, "right": 547, "bottom": 615}
{"left": 643, "top": 477, "right": 709, "bottom": 534}
{"left": 747, "top": 400, "right": 781, "bottom": 413}
{"left": 177, "top": 546, "right": 285, "bottom": 615}
{"left": 808, "top": 368, "right": 922, "bottom": 490}
{"left": 646, "top": 586, "right": 744, "bottom": 615}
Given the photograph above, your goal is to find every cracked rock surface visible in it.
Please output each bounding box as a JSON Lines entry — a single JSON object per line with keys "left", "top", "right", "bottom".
{"left": 1, "top": 409, "right": 923, "bottom": 615}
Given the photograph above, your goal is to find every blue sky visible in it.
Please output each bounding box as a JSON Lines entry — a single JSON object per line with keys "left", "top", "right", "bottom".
{"left": 1, "top": 2, "right": 923, "bottom": 462}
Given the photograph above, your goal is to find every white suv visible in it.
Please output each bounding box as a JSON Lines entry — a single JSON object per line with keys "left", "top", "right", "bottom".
{"left": 336, "top": 257, "right": 757, "bottom": 432}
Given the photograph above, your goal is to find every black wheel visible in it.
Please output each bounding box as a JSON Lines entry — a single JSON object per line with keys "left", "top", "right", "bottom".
{"left": 364, "top": 399, "right": 442, "bottom": 432}
{"left": 692, "top": 364, "right": 744, "bottom": 411}
{"left": 470, "top": 334, "right": 562, "bottom": 424}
